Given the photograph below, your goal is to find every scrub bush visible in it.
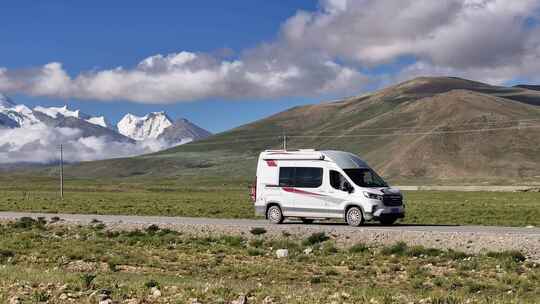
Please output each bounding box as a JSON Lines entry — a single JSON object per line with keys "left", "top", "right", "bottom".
{"left": 349, "top": 243, "right": 369, "bottom": 253}
{"left": 144, "top": 279, "right": 160, "bottom": 289}
{"left": 487, "top": 250, "right": 526, "bottom": 263}
{"left": 381, "top": 242, "right": 408, "bottom": 256}
{"left": 303, "top": 232, "right": 330, "bottom": 246}
{"left": 249, "top": 227, "right": 267, "bottom": 235}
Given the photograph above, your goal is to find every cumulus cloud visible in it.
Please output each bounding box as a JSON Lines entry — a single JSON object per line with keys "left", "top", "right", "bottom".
{"left": 1, "top": 0, "right": 540, "bottom": 103}
{"left": 0, "top": 125, "right": 171, "bottom": 164}
{"left": 285, "top": 0, "right": 539, "bottom": 64}
{"left": 282, "top": 0, "right": 540, "bottom": 84}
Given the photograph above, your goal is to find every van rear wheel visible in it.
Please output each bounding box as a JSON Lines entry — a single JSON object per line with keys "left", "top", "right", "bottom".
{"left": 345, "top": 206, "right": 364, "bottom": 227}
{"left": 267, "top": 205, "right": 284, "bottom": 224}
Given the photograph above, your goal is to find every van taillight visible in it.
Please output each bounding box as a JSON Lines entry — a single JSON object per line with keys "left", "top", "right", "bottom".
{"left": 250, "top": 179, "right": 257, "bottom": 203}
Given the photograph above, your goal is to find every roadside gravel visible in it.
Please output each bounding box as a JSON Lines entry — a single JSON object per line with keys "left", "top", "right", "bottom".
{"left": 1, "top": 211, "right": 540, "bottom": 260}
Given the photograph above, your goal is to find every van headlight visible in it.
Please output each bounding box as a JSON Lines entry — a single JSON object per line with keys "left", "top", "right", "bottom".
{"left": 363, "top": 192, "right": 383, "bottom": 200}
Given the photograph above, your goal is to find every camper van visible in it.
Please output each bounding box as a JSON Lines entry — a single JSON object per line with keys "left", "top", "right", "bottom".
{"left": 250, "top": 150, "right": 404, "bottom": 226}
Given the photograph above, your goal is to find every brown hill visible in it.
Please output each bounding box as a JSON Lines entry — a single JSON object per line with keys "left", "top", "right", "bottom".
{"left": 64, "top": 77, "right": 540, "bottom": 184}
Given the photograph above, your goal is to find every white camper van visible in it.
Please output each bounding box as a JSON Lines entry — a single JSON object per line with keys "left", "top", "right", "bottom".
{"left": 250, "top": 150, "right": 405, "bottom": 226}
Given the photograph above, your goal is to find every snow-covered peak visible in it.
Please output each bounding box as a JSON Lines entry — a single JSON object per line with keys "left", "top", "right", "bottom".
{"left": 117, "top": 112, "right": 173, "bottom": 140}
{"left": 0, "top": 94, "right": 15, "bottom": 109}
{"left": 0, "top": 95, "right": 41, "bottom": 127}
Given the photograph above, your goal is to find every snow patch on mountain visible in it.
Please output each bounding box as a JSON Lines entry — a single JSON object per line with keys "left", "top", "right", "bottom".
{"left": 86, "top": 116, "right": 110, "bottom": 128}
{"left": 117, "top": 112, "right": 173, "bottom": 140}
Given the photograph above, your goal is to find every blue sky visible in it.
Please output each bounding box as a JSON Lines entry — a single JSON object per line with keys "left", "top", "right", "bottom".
{"left": 1, "top": 0, "right": 539, "bottom": 133}
{"left": 0, "top": 1, "right": 317, "bottom": 132}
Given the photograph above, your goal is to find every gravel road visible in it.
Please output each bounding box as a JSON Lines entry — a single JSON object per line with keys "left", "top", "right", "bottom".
{"left": 2, "top": 211, "right": 540, "bottom": 260}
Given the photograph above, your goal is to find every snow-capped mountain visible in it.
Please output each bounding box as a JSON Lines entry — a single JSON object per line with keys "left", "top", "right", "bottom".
{"left": 117, "top": 112, "right": 211, "bottom": 143}
{"left": 1, "top": 95, "right": 112, "bottom": 130}
{"left": 0, "top": 93, "right": 212, "bottom": 164}
{"left": 117, "top": 112, "right": 172, "bottom": 140}
{"left": 34, "top": 105, "right": 112, "bottom": 129}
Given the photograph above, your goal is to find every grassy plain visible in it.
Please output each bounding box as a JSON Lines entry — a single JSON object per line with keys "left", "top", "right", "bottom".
{"left": 1, "top": 175, "right": 539, "bottom": 227}
{"left": 0, "top": 218, "right": 538, "bottom": 303}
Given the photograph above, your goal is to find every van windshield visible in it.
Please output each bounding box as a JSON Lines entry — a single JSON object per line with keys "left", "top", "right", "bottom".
{"left": 344, "top": 168, "right": 388, "bottom": 188}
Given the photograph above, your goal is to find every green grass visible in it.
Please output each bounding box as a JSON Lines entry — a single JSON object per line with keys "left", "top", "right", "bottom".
{"left": 0, "top": 175, "right": 253, "bottom": 218}
{"left": 0, "top": 220, "right": 539, "bottom": 303}
{"left": 0, "top": 188, "right": 252, "bottom": 218}
{"left": 402, "top": 191, "right": 540, "bottom": 226}
{"left": 0, "top": 175, "right": 539, "bottom": 226}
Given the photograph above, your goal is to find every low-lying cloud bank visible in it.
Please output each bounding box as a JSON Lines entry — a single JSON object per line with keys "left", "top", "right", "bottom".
{"left": 0, "top": 125, "right": 172, "bottom": 164}
{"left": 1, "top": 0, "right": 540, "bottom": 103}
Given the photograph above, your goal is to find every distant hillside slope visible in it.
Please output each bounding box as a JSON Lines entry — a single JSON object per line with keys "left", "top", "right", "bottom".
{"left": 63, "top": 77, "right": 540, "bottom": 184}
{"left": 514, "top": 85, "right": 540, "bottom": 92}
{"left": 159, "top": 118, "right": 212, "bottom": 144}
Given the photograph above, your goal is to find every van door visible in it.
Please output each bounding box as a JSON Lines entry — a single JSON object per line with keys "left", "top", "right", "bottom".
{"left": 327, "top": 170, "right": 351, "bottom": 213}
{"left": 279, "top": 167, "right": 327, "bottom": 217}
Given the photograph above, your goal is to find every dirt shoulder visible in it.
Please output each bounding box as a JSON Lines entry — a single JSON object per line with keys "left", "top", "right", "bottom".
{"left": 1, "top": 211, "right": 540, "bottom": 261}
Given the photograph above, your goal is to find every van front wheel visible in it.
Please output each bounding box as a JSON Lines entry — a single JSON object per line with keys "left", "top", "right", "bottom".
{"left": 267, "top": 205, "right": 284, "bottom": 224}
{"left": 345, "top": 206, "right": 364, "bottom": 227}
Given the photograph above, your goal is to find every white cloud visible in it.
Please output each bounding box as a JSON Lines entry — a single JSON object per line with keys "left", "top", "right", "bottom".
{"left": 0, "top": 125, "right": 170, "bottom": 164}
{"left": 0, "top": 50, "right": 368, "bottom": 103}
{"left": 1, "top": 0, "right": 540, "bottom": 103}
{"left": 282, "top": 0, "right": 540, "bottom": 84}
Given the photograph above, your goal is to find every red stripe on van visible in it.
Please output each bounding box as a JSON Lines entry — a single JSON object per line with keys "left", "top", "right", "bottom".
{"left": 266, "top": 160, "right": 277, "bottom": 167}
{"left": 282, "top": 187, "right": 326, "bottom": 196}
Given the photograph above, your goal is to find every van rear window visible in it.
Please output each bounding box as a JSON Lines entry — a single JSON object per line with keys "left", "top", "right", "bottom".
{"left": 279, "top": 167, "right": 323, "bottom": 188}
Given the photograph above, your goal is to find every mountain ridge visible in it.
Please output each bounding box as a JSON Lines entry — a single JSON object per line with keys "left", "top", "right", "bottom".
{"left": 514, "top": 84, "right": 540, "bottom": 91}
{"left": 34, "top": 105, "right": 113, "bottom": 129}
{"left": 61, "top": 76, "right": 540, "bottom": 184}
{"left": 0, "top": 98, "right": 211, "bottom": 144}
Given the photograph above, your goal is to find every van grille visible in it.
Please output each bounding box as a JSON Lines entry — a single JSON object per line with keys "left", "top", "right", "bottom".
{"left": 383, "top": 194, "right": 403, "bottom": 206}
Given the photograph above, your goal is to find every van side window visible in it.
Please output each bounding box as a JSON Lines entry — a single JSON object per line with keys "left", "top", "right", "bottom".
{"left": 295, "top": 167, "right": 323, "bottom": 188}
{"left": 279, "top": 167, "right": 323, "bottom": 188}
{"left": 279, "top": 167, "right": 295, "bottom": 186}
{"left": 330, "top": 170, "right": 347, "bottom": 191}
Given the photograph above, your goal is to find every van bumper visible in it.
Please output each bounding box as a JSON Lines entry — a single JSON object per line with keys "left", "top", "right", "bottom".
{"left": 370, "top": 206, "right": 405, "bottom": 220}
{"left": 374, "top": 212, "right": 405, "bottom": 220}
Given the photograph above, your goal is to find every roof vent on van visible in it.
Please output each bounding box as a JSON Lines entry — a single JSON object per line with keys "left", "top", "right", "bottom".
{"left": 264, "top": 149, "right": 318, "bottom": 152}
{"left": 263, "top": 150, "right": 324, "bottom": 160}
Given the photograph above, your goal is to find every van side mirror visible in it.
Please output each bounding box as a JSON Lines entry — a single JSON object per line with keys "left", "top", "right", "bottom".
{"left": 343, "top": 182, "right": 354, "bottom": 193}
